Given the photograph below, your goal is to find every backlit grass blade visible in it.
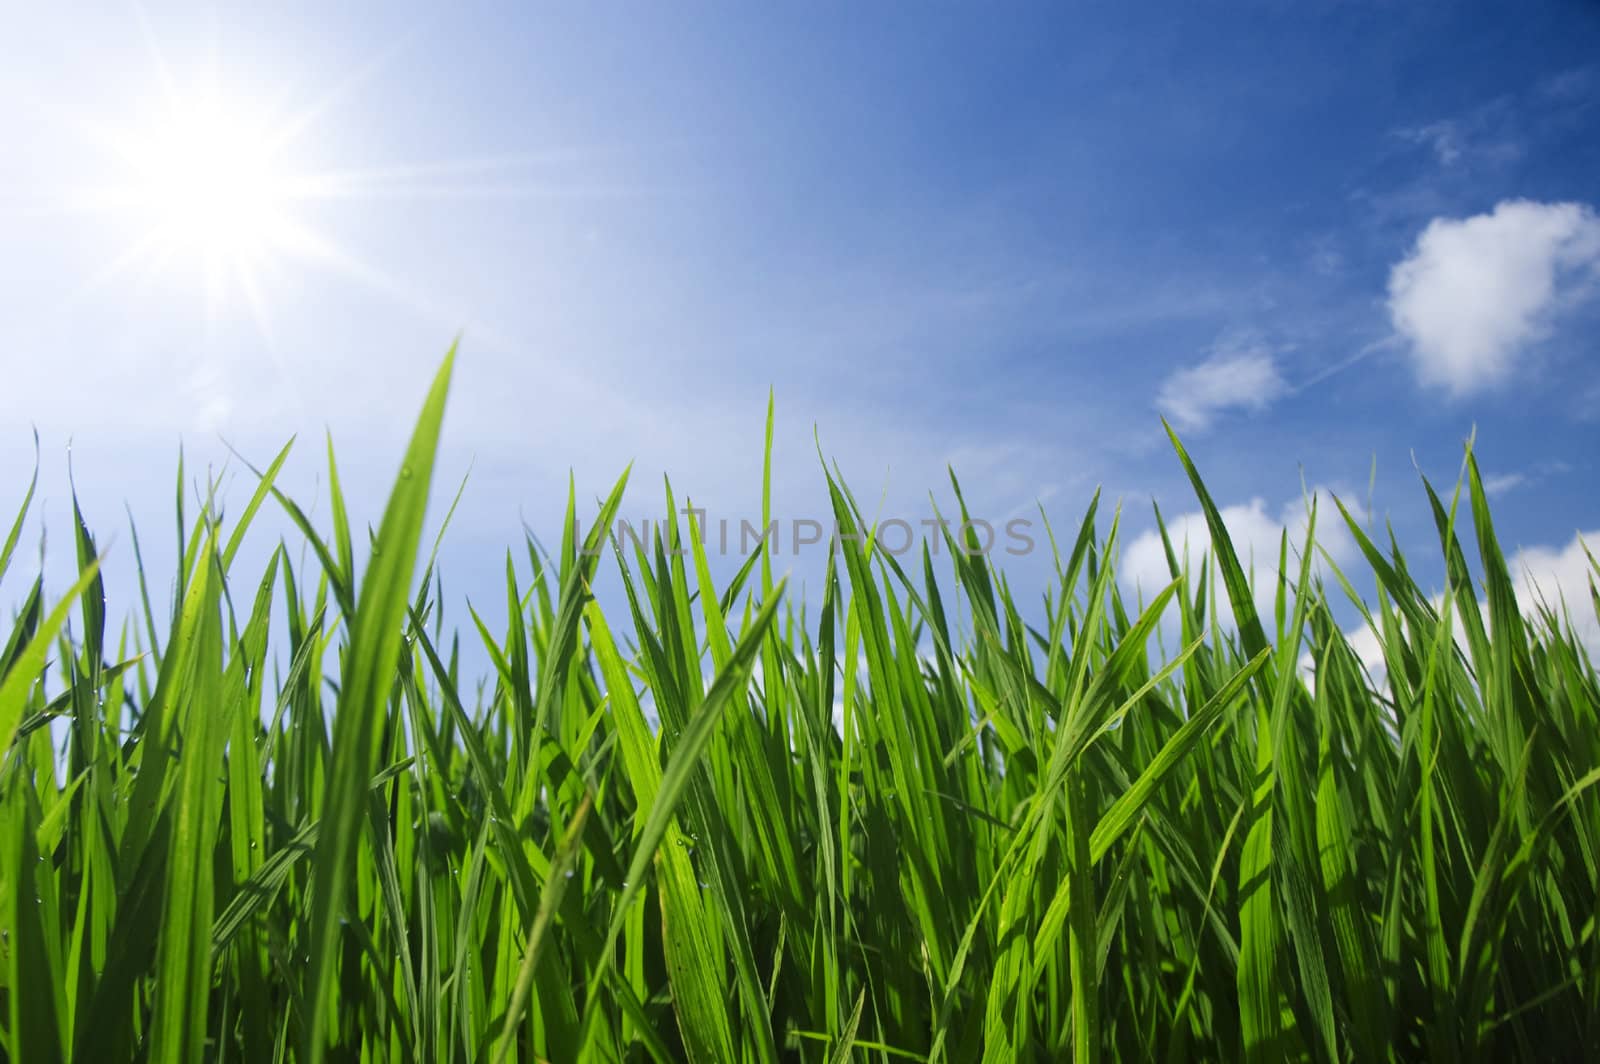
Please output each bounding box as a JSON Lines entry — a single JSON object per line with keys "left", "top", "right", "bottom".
{"left": 491, "top": 794, "right": 593, "bottom": 1064}
{"left": 3, "top": 358, "right": 1598, "bottom": 1060}
{"left": 1164, "top": 420, "right": 1271, "bottom": 661}
{"left": 593, "top": 583, "right": 786, "bottom": 1014}
{"left": 149, "top": 533, "right": 226, "bottom": 1064}
{"left": 1090, "top": 646, "right": 1270, "bottom": 864}
{"left": 3, "top": 764, "right": 65, "bottom": 1064}
{"left": 304, "top": 346, "right": 454, "bottom": 1062}
{"left": 0, "top": 429, "right": 38, "bottom": 589}
{"left": 0, "top": 560, "right": 104, "bottom": 758}
{"left": 222, "top": 437, "right": 295, "bottom": 572}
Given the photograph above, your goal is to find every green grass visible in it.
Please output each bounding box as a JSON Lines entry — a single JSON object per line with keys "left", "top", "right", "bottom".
{"left": 3, "top": 350, "right": 1599, "bottom": 1062}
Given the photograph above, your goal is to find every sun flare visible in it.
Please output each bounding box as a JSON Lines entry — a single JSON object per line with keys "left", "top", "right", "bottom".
{"left": 70, "top": 83, "right": 337, "bottom": 331}
{"left": 53, "top": 49, "right": 549, "bottom": 339}
{"left": 123, "top": 99, "right": 297, "bottom": 264}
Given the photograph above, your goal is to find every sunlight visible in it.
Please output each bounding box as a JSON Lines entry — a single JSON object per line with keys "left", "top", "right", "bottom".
{"left": 68, "top": 82, "right": 330, "bottom": 332}
{"left": 122, "top": 97, "right": 295, "bottom": 264}
{"left": 45, "top": 35, "right": 574, "bottom": 342}
{"left": 94, "top": 88, "right": 325, "bottom": 330}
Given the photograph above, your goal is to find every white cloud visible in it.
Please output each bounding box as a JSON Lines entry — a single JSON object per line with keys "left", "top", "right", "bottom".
{"left": 1299, "top": 619, "right": 1388, "bottom": 694}
{"left": 1387, "top": 200, "right": 1600, "bottom": 396}
{"left": 1511, "top": 529, "right": 1600, "bottom": 660}
{"left": 1155, "top": 342, "right": 1288, "bottom": 432}
{"left": 1307, "top": 528, "right": 1600, "bottom": 692}
{"left": 1305, "top": 593, "right": 1472, "bottom": 695}
{"left": 1121, "top": 490, "right": 1357, "bottom": 624}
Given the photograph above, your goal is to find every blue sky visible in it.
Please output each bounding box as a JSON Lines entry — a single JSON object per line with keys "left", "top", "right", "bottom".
{"left": 2, "top": 2, "right": 1599, "bottom": 656}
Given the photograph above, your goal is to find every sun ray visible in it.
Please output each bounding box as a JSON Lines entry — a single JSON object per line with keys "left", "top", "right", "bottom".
{"left": 44, "top": 228, "right": 170, "bottom": 318}
{"left": 235, "top": 259, "right": 276, "bottom": 345}
{"left": 285, "top": 149, "right": 611, "bottom": 186}
{"left": 261, "top": 25, "right": 426, "bottom": 158}
{"left": 132, "top": 0, "right": 181, "bottom": 109}
{"left": 289, "top": 178, "right": 660, "bottom": 203}
{"left": 21, "top": 16, "right": 631, "bottom": 358}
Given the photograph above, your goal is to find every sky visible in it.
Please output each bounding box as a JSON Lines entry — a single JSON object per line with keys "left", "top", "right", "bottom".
{"left": 2, "top": 1, "right": 1599, "bottom": 662}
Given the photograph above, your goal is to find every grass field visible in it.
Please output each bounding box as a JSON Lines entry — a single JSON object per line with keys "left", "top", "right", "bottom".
{"left": 3, "top": 350, "right": 1599, "bottom": 1063}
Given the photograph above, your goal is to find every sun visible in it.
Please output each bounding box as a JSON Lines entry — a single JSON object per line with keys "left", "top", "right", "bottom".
{"left": 95, "top": 87, "right": 326, "bottom": 324}
{"left": 122, "top": 98, "right": 297, "bottom": 265}
{"left": 48, "top": 41, "right": 558, "bottom": 341}
{"left": 56, "top": 74, "right": 352, "bottom": 334}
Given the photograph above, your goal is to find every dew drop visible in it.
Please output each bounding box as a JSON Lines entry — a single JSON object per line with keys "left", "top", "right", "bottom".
{"left": 400, "top": 466, "right": 414, "bottom": 480}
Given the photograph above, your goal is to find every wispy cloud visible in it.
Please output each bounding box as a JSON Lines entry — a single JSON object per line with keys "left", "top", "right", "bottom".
{"left": 1481, "top": 471, "right": 1526, "bottom": 497}
{"left": 1481, "top": 459, "right": 1572, "bottom": 498}
{"left": 1537, "top": 66, "right": 1598, "bottom": 105}
{"left": 1395, "top": 111, "right": 1523, "bottom": 170}
{"left": 1397, "top": 119, "right": 1469, "bottom": 166}
{"left": 1154, "top": 338, "right": 1288, "bottom": 432}
{"left": 1387, "top": 199, "right": 1600, "bottom": 396}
